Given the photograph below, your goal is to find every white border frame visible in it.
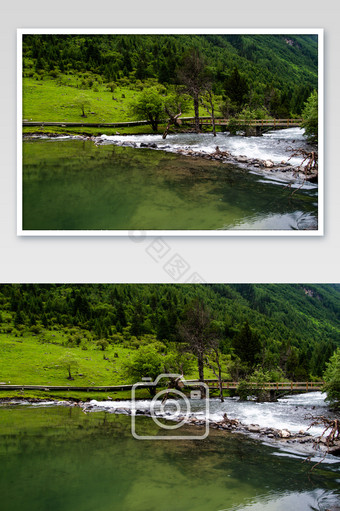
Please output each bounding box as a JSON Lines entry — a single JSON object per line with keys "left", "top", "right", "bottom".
{"left": 17, "top": 28, "right": 324, "bottom": 237}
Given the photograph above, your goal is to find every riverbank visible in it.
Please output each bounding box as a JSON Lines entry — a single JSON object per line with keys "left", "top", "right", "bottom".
{"left": 81, "top": 396, "right": 340, "bottom": 456}
{"left": 22, "top": 122, "right": 200, "bottom": 137}
{"left": 98, "top": 136, "right": 316, "bottom": 185}
{"left": 23, "top": 128, "right": 318, "bottom": 186}
{"left": 2, "top": 393, "right": 338, "bottom": 457}
{"left": 0, "top": 388, "right": 151, "bottom": 402}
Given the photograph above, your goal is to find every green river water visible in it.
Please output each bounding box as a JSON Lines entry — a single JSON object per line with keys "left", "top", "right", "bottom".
{"left": 22, "top": 140, "right": 318, "bottom": 231}
{"left": 0, "top": 405, "right": 339, "bottom": 511}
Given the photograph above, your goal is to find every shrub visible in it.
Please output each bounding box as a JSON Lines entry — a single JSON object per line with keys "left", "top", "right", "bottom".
{"left": 302, "top": 90, "right": 318, "bottom": 144}
{"left": 236, "top": 380, "right": 252, "bottom": 401}
{"left": 323, "top": 348, "right": 340, "bottom": 407}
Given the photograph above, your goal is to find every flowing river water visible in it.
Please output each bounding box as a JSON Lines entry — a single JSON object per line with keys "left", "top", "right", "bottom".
{"left": 22, "top": 128, "right": 318, "bottom": 231}
{"left": 87, "top": 391, "right": 333, "bottom": 438}
{"left": 100, "top": 127, "right": 309, "bottom": 168}
{"left": 1, "top": 393, "right": 339, "bottom": 511}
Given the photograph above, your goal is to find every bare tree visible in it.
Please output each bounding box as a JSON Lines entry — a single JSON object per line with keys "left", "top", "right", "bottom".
{"left": 201, "top": 88, "right": 217, "bottom": 137}
{"left": 178, "top": 299, "right": 217, "bottom": 397}
{"left": 177, "top": 49, "right": 208, "bottom": 133}
{"left": 205, "top": 341, "right": 224, "bottom": 402}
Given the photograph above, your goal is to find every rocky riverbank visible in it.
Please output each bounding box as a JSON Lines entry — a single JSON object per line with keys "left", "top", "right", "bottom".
{"left": 95, "top": 136, "right": 318, "bottom": 184}
{"left": 23, "top": 132, "right": 318, "bottom": 185}
{"left": 1, "top": 396, "right": 338, "bottom": 455}
{"left": 80, "top": 400, "right": 339, "bottom": 456}
{"left": 188, "top": 413, "right": 340, "bottom": 456}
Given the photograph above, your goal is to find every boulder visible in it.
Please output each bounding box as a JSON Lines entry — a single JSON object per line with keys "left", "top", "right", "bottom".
{"left": 264, "top": 160, "right": 274, "bottom": 168}
{"left": 299, "top": 437, "right": 312, "bottom": 444}
{"left": 279, "top": 429, "right": 291, "bottom": 438}
{"left": 319, "top": 436, "right": 329, "bottom": 444}
{"left": 140, "top": 142, "right": 157, "bottom": 149}
{"left": 247, "top": 424, "right": 261, "bottom": 433}
{"left": 236, "top": 155, "right": 248, "bottom": 163}
{"left": 328, "top": 441, "right": 340, "bottom": 455}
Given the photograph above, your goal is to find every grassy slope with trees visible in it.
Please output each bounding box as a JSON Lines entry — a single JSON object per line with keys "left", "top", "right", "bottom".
{"left": 22, "top": 34, "right": 318, "bottom": 136}
{"left": 0, "top": 284, "right": 338, "bottom": 401}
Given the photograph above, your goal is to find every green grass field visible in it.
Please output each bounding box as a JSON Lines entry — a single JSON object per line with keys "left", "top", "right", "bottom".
{"left": 0, "top": 330, "right": 218, "bottom": 401}
{"left": 23, "top": 77, "right": 145, "bottom": 123}
{"left": 22, "top": 76, "right": 213, "bottom": 125}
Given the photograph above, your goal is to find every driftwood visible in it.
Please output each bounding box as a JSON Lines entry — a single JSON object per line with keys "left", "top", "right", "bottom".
{"left": 287, "top": 148, "right": 318, "bottom": 176}
{"left": 160, "top": 374, "right": 185, "bottom": 404}
{"left": 306, "top": 415, "right": 340, "bottom": 446}
{"left": 162, "top": 107, "right": 182, "bottom": 139}
{"left": 284, "top": 148, "right": 318, "bottom": 196}
{"left": 221, "top": 413, "right": 239, "bottom": 427}
{"left": 304, "top": 415, "right": 340, "bottom": 469}
{"left": 212, "top": 146, "right": 231, "bottom": 159}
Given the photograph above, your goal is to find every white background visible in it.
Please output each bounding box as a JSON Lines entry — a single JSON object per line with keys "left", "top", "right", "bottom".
{"left": 1, "top": 0, "right": 339, "bottom": 284}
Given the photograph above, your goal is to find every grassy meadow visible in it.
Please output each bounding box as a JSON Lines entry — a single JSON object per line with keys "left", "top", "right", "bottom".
{"left": 22, "top": 76, "right": 213, "bottom": 137}
{"left": 0, "top": 329, "right": 217, "bottom": 401}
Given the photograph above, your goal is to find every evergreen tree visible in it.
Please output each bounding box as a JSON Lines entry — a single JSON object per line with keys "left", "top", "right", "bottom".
{"left": 232, "top": 321, "right": 262, "bottom": 368}
{"left": 324, "top": 348, "right": 340, "bottom": 407}
{"left": 224, "top": 67, "right": 249, "bottom": 110}
{"left": 302, "top": 90, "right": 318, "bottom": 143}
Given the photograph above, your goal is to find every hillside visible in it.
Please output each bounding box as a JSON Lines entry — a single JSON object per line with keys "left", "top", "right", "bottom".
{"left": 22, "top": 33, "right": 319, "bottom": 126}
{"left": 0, "top": 284, "right": 338, "bottom": 394}
{"left": 22, "top": 34, "right": 318, "bottom": 89}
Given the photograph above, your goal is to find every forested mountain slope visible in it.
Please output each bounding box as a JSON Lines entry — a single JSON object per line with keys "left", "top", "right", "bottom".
{"left": 0, "top": 284, "right": 338, "bottom": 380}
{"left": 22, "top": 33, "right": 318, "bottom": 117}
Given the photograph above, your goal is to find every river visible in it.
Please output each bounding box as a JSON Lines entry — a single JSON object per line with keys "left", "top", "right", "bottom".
{"left": 100, "top": 127, "right": 310, "bottom": 168}
{"left": 87, "top": 391, "right": 333, "bottom": 437}
{"left": 22, "top": 128, "right": 318, "bottom": 231}
{"left": 0, "top": 393, "right": 339, "bottom": 511}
